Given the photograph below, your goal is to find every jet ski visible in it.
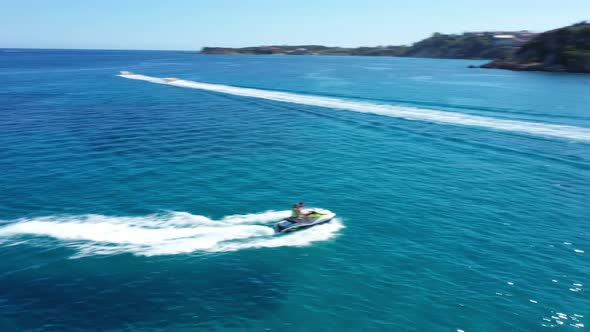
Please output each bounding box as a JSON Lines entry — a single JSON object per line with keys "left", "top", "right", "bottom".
{"left": 273, "top": 208, "right": 335, "bottom": 233}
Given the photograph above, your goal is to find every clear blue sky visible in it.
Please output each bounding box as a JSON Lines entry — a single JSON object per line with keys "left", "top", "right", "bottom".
{"left": 1, "top": 0, "right": 588, "bottom": 50}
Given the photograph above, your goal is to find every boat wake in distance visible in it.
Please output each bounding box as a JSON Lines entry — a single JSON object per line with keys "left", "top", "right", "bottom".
{"left": 118, "top": 71, "right": 590, "bottom": 143}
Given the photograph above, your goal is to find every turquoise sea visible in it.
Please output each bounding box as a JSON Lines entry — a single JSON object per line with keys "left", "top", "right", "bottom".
{"left": 0, "top": 49, "right": 589, "bottom": 331}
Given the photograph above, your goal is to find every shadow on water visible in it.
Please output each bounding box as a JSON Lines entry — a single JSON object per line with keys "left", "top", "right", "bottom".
{"left": 0, "top": 246, "right": 287, "bottom": 331}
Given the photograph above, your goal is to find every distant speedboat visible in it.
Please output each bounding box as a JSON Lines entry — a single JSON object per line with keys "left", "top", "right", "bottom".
{"left": 119, "top": 71, "right": 132, "bottom": 75}
{"left": 164, "top": 77, "right": 178, "bottom": 82}
{"left": 273, "top": 208, "right": 336, "bottom": 233}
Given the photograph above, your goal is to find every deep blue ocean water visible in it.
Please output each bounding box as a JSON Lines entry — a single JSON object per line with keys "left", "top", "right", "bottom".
{"left": 0, "top": 49, "right": 589, "bottom": 331}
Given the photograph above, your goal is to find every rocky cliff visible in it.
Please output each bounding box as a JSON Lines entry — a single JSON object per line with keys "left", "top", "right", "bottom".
{"left": 481, "top": 22, "right": 590, "bottom": 73}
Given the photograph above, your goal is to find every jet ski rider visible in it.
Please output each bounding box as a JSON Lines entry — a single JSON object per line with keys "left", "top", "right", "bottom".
{"left": 292, "top": 202, "right": 310, "bottom": 221}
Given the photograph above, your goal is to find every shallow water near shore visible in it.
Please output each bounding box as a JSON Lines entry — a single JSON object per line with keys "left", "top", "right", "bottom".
{"left": 0, "top": 49, "right": 589, "bottom": 331}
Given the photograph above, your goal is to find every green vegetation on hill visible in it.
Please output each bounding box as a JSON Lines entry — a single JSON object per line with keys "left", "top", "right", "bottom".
{"left": 201, "top": 31, "right": 532, "bottom": 59}
{"left": 481, "top": 22, "right": 590, "bottom": 73}
{"left": 404, "top": 32, "right": 516, "bottom": 59}
{"left": 201, "top": 45, "right": 409, "bottom": 56}
{"left": 202, "top": 23, "right": 590, "bottom": 73}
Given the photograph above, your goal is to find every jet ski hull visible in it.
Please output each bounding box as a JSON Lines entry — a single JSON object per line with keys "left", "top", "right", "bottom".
{"left": 273, "top": 209, "right": 335, "bottom": 233}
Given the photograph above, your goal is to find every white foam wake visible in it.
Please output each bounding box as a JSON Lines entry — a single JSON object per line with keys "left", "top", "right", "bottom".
{"left": 0, "top": 211, "right": 344, "bottom": 257}
{"left": 119, "top": 73, "right": 590, "bottom": 142}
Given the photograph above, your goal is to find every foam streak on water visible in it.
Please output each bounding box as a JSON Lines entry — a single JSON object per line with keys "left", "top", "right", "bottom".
{"left": 119, "top": 73, "right": 590, "bottom": 142}
{"left": 0, "top": 211, "right": 344, "bottom": 257}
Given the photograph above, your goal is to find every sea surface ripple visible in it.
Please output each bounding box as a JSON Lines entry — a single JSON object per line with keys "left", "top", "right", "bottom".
{"left": 0, "top": 49, "right": 588, "bottom": 332}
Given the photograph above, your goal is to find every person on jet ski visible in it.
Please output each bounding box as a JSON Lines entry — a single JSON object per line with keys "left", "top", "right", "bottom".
{"left": 292, "top": 202, "right": 310, "bottom": 221}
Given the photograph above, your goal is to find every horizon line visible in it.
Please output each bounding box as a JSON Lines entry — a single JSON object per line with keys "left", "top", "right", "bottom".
{"left": 0, "top": 47, "right": 200, "bottom": 52}
{"left": 0, "top": 27, "right": 550, "bottom": 53}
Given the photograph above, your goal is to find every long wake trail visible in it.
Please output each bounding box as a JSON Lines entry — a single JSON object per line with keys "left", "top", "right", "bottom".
{"left": 118, "top": 73, "right": 590, "bottom": 142}
{"left": 0, "top": 211, "right": 344, "bottom": 257}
